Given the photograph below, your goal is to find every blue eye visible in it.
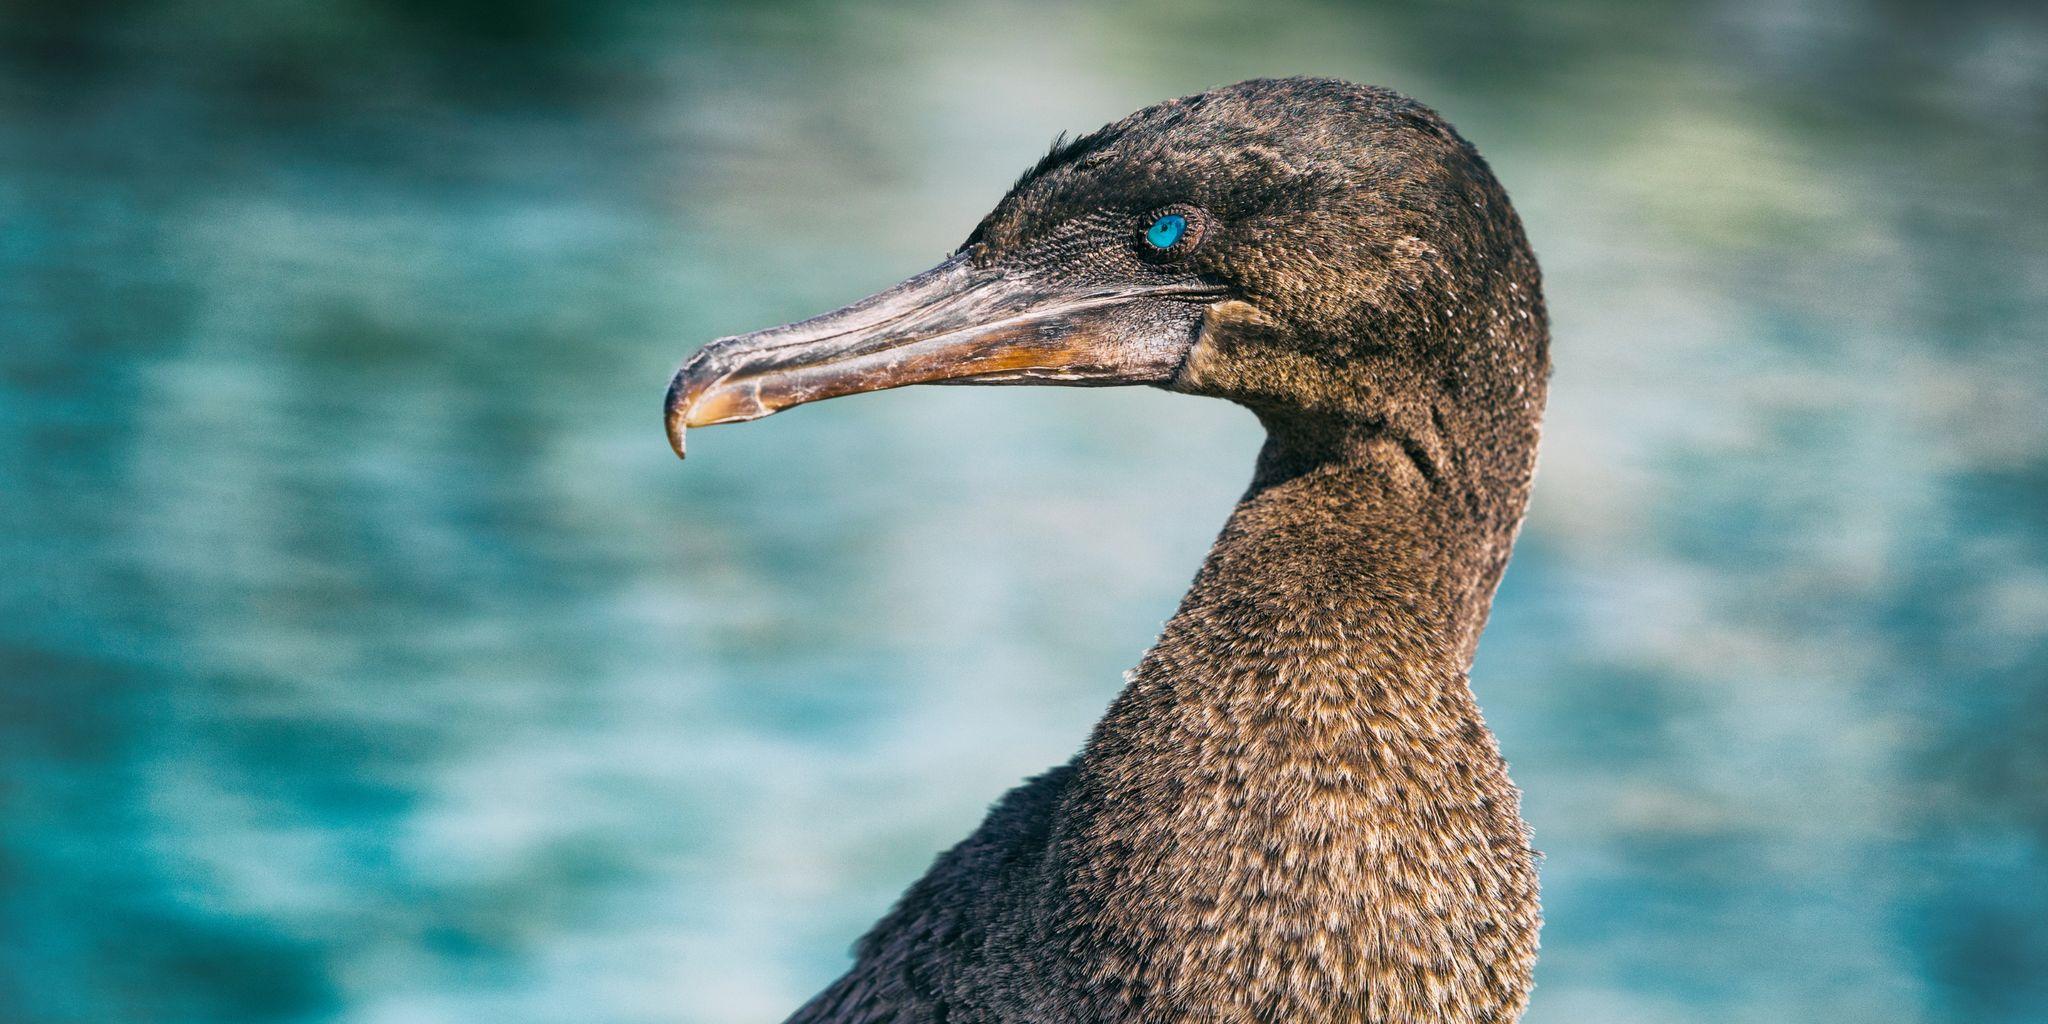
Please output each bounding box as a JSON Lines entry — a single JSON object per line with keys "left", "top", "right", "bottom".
{"left": 1145, "top": 213, "right": 1188, "bottom": 249}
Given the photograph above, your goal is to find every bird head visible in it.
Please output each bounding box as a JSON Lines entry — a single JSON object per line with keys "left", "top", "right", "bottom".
{"left": 666, "top": 77, "right": 1547, "bottom": 478}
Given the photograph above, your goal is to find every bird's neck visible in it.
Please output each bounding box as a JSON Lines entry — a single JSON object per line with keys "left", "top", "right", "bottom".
{"left": 1049, "top": 432, "right": 1539, "bottom": 1021}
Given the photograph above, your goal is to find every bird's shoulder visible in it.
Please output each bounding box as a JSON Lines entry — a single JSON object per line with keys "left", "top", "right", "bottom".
{"left": 783, "top": 763, "right": 1078, "bottom": 1024}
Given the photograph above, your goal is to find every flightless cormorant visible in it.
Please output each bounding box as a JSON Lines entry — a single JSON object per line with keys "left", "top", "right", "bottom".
{"left": 668, "top": 77, "right": 1550, "bottom": 1023}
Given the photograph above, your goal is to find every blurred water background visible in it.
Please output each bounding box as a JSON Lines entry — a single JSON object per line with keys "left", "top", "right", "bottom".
{"left": 4, "top": 1, "right": 2046, "bottom": 1021}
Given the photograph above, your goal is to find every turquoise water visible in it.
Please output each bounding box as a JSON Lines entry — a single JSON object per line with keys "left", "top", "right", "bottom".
{"left": 4, "top": 2, "right": 2045, "bottom": 1021}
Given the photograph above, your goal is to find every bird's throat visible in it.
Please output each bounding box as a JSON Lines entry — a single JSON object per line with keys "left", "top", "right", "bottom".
{"left": 1047, "top": 438, "right": 1541, "bottom": 1021}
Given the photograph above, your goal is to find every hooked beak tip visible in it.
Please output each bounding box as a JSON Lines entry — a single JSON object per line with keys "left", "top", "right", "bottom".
{"left": 663, "top": 371, "right": 690, "bottom": 460}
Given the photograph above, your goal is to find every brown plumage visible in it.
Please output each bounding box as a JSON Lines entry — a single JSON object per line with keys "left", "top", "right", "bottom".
{"left": 668, "top": 77, "right": 1550, "bottom": 1022}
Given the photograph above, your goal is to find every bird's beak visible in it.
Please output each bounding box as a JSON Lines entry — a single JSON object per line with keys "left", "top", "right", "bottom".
{"left": 665, "top": 253, "right": 1214, "bottom": 458}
